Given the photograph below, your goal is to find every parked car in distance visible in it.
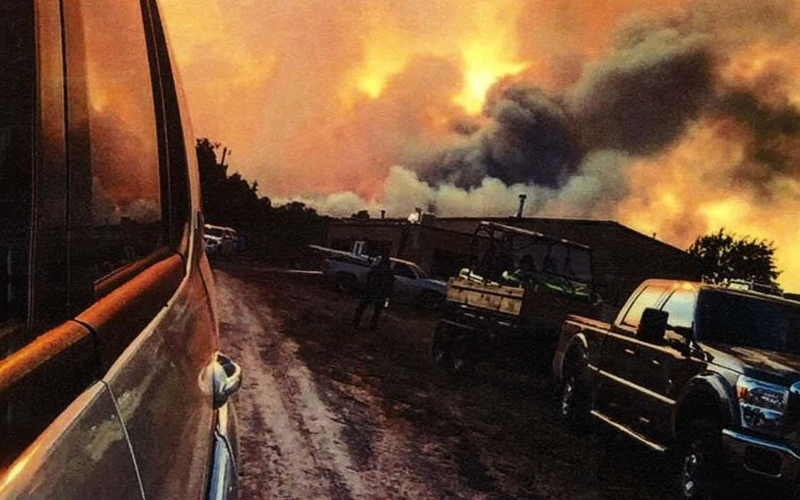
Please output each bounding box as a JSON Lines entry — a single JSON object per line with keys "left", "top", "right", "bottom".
{"left": 205, "top": 224, "right": 238, "bottom": 256}
{"left": 553, "top": 278, "right": 800, "bottom": 499}
{"left": 0, "top": 0, "right": 240, "bottom": 498}
{"left": 316, "top": 246, "right": 447, "bottom": 308}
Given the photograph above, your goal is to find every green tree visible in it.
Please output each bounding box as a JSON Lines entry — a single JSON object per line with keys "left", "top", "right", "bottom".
{"left": 687, "top": 228, "right": 780, "bottom": 286}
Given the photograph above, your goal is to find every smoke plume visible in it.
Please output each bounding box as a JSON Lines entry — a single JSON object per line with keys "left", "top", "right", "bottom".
{"left": 161, "top": 0, "right": 800, "bottom": 287}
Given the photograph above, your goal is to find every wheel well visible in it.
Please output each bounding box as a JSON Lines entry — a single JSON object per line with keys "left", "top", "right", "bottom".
{"left": 676, "top": 390, "right": 723, "bottom": 438}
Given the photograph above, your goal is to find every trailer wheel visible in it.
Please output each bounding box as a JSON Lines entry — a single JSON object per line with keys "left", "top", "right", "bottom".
{"left": 449, "top": 335, "right": 474, "bottom": 374}
{"left": 335, "top": 273, "right": 357, "bottom": 293}
{"left": 431, "top": 323, "right": 451, "bottom": 367}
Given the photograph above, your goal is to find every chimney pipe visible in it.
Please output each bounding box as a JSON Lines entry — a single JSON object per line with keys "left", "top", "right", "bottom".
{"left": 516, "top": 194, "right": 527, "bottom": 218}
{"left": 380, "top": 210, "right": 386, "bottom": 219}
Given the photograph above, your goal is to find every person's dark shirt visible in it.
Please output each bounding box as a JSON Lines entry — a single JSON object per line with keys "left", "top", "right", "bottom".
{"left": 365, "top": 260, "right": 395, "bottom": 297}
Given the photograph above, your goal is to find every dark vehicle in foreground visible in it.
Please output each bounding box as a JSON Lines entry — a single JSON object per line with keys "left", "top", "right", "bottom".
{"left": 1, "top": 0, "right": 240, "bottom": 498}
{"left": 554, "top": 279, "right": 800, "bottom": 498}
{"left": 433, "top": 221, "right": 602, "bottom": 373}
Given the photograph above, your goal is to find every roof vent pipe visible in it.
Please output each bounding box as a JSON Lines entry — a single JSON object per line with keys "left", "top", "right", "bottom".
{"left": 516, "top": 194, "right": 527, "bottom": 218}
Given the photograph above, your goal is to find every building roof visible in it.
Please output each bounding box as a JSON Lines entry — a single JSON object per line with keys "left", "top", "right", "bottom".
{"left": 331, "top": 215, "right": 688, "bottom": 256}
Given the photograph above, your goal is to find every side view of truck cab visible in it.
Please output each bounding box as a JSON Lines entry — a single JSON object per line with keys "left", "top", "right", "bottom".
{"left": 0, "top": 0, "right": 240, "bottom": 498}
{"left": 554, "top": 278, "right": 800, "bottom": 498}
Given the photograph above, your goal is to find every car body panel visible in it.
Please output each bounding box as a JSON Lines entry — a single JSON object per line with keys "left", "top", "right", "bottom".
{"left": 99, "top": 261, "right": 218, "bottom": 499}
{"left": 0, "top": 382, "right": 143, "bottom": 500}
{"left": 0, "top": 0, "right": 239, "bottom": 496}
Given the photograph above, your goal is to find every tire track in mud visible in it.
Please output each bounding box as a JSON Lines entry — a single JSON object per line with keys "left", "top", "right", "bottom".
{"left": 213, "top": 269, "right": 454, "bottom": 500}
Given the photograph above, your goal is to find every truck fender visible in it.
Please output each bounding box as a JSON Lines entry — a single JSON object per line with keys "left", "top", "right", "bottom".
{"left": 672, "top": 372, "right": 737, "bottom": 443}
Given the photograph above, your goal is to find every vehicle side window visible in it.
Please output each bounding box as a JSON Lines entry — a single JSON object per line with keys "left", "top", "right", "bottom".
{"left": 0, "top": 0, "right": 35, "bottom": 354}
{"left": 66, "top": 0, "right": 167, "bottom": 302}
{"left": 621, "top": 285, "right": 665, "bottom": 329}
{"left": 394, "top": 264, "right": 416, "bottom": 279}
{"left": 661, "top": 290, "right": 697, "bottom": 330}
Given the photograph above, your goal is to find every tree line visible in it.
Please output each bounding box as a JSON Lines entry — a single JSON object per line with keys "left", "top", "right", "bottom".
{"left": 196, "top": 138, "right": 328, "bottom": 266}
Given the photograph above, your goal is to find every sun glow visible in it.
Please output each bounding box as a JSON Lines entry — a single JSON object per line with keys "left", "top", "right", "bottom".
{"left": 455, "top": 42, "right": 527, "bottom": 114}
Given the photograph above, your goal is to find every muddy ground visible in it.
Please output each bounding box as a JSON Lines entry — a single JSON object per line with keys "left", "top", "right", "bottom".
{"left": 213, "top": 261, "right": 770, "bottom": 500}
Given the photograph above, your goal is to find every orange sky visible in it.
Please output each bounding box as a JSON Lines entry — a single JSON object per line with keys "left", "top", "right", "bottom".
{"left": 159, "top": 0, "right": 800, "bottom": 289}
{"left": 160, "top": 0, "right": 690, "bottom": 195}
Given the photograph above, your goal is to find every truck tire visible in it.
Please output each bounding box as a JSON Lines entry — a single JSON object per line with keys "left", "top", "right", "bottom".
{"left": 449, "top": 334, "right": 474, "bottom": 374}
{"left": 559, "top": 347, "right": 590, "bottom": 429}
{"left": 335, "top": 273, "right": 357, "bottom": 293}
{"left": 679, "top": 419, "right": 724, "bottom": 500}
{"left": 431, "top": 323, "right": 451, "bottom": 367}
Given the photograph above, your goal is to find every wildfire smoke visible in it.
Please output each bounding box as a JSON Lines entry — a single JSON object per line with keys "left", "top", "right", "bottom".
{"left": 161, "top": 0, "right": 800, "bottom": 288}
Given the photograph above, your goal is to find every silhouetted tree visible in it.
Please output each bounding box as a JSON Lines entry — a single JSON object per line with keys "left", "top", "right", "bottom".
{"left": 195, "top": 138, "right": 329, "bottom": 266}
{"left": 196, "top": 138, "right": 270, "bottom": 229}
{"left": 351, "top": 209, "right": 370, "bottom": 220}
{"left": 687, "top": 228, "right": 780, "bottom": 286}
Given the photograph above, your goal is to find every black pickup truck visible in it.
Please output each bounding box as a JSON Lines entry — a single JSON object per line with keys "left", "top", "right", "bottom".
{"left": 553, "top": 279, "right": 800, "bottom": 498}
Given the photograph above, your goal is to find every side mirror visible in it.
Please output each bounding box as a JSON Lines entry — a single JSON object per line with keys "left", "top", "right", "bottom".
{"left": 638, "top": 308, "right": 668, "bottom": 345}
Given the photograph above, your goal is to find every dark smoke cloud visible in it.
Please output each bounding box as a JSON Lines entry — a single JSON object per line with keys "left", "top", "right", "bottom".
{"left": 486, "top": 86, "right": 581, "bottom": 185}
{"left": 415, "top": 22, "right": 715, "bottom": 193}
{"left": 567, "top": 29, "right": 714, "bottom": 154}
{"left": 716, "top": 90, "right": 800, "bottom": 186}
{"left": 418, "top": 86, "right": 580, "bottom": 188}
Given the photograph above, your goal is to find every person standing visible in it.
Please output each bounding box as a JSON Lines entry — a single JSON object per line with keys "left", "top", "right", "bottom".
{"left": 353, "top": 254, "right": 395, "bottom": 331}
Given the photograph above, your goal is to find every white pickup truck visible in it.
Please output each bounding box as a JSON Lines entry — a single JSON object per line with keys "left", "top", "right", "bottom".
{"left": 314, "top": 246, "right": 447, "bottom": 308}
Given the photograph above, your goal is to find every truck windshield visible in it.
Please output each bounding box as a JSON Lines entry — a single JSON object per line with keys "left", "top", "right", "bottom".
{"left": 697, "top": 290, "right": 800, "bottom": 354}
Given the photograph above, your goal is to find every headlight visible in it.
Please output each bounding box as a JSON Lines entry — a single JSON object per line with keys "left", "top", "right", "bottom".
{"left": 736, "top": 376, "right": 789, "bottom": 431}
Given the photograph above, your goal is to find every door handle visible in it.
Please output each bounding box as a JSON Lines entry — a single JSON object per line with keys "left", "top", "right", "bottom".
{"left": 623, "top": 348, "right": 638, "bottom": 356}
{"left": 212, "top": 352, "right": 242, "bottom": 409}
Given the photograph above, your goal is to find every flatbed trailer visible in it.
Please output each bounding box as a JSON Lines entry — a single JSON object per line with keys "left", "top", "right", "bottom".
{"left": 432, "top": 221, "right": 602, "bottom": 373}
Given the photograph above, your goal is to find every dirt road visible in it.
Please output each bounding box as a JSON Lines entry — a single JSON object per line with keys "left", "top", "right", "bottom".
{"left": 213, "top": 262, "right": 686, "bottom": 500}
{"left": 215, "top": 268, "right": 467, "bottom": 500}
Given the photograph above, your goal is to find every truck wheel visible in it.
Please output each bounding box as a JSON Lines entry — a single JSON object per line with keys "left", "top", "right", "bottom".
{"left": 559, "top": 345, "right": 590, "bottom": 428}
{"left": 431, "top": 324, "right": 451, "bottom": 367}
{"left": 679, "top": 419, "right": 724, "bottom": 500}
{"left": 449, "top": 335, "right": 474, "bottom": 374}
{"left": 335, "top": 273, "right": 357, "bottom": 293}
{"left": 559, "top": 373, "right": 590, "bottom": 428}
